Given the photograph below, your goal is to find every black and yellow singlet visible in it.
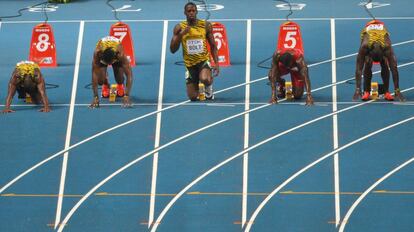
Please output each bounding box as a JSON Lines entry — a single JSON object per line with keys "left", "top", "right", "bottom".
{"left": 360, "top": 20, "right": 389, "bottom": 48}
{"left": 97, "top": 36, "right": 120, "bottom": 53}
{"left": 15, "top": 61, "right": 40, "bottom": 82}
{"left": 180, "top": 19, "right": 210, "bottom": 67}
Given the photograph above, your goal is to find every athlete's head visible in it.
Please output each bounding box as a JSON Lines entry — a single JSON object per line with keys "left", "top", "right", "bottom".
{"left": 102, "top": 48, "right": 117, "bottom": 65}
{"left": 369, "top": 42, "right": 384, "bottom": 62}
{"left": 184, "top": 2, "right": 197, "bottom": 21}
{"left": 279, "top": 52, "right": 294, "bottom": 68}
{"left": 20, "top": 75, "right": 37, "bottom": 92}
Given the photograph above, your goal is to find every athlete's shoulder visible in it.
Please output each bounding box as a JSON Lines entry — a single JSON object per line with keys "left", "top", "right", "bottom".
{"left": 179, "top": 21, "right": 187, "bottom": 27}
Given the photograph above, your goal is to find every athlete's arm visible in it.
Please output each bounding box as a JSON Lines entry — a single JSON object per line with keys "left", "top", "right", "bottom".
{"left": 297, "top": 56, "right": 313, "bottom": 106}
{"left": 354, "top": 39, "right": 367, "bottom": 100}
{"left": 170, "top": 24, "right": 189, "bottom": 53}
{"left": 36, "top": 70, "right": 50, "bottom": 112}
{"left": 269, "top": 52, "right": 281, "bottom": 104}
{"left": 90, "top": 49, "right": 101, "bottom": 108}
{"left": 206, "top": 21, "right": 219, "bottom": 77}
{"left": 118, "top": 45, "right": 133, "bottom": 107}
{"left": 384, "top": 35, "right": 404, "bottom": 101}
{"left": 2, "top": 70, "right": 18, "bottom": 113}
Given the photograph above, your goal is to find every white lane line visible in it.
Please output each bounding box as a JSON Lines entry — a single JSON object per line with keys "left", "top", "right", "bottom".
{"left": 330, "top": 18, "right": 341, "bottom": 227}
{"left": 56, "top": 60, "right": 414, "bottom": 232}
{"left": 339, "top": 155, "right": 414, "bottom": 232}
{"left": 242, "top": 19, "right": 251, "bottom": 228}
{"left": 245, "top": 116, "right": 414, "bottom": 232}
{"left": 148, "top": 20, "right": 168, "bottom": 228}
{"left": 2, "top": 17, "right": 414, "bottom": 24}
{"left": 54, "top": 20, "right": 84, "bottom": 230}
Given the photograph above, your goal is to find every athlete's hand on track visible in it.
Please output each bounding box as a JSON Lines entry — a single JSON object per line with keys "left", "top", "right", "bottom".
{"left": 39, "top": 107, "right": 51, "bottom": 112}
{"left": 89, "top": 96, "right": 100, "bottom": 108}
{"left": 305, "top": 94, "right": 314, "bottom": 106}
{"left": 122, "top": 96, "right": 132, "bottom": 108}
{"left": 395, "top": 90, "right": 405, "bottom": 102}
{"left": 352, "top": 89, "right": 361, "bottom": 101}
{"left": 2, "top": 108, "right": 15, "bottom": 113}
{"left": 269, "top": 95, "right": 278, "bottom": 104}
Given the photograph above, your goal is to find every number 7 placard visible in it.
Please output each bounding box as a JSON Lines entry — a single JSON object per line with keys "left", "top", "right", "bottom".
{"left": 276, "top": 21, "right": 304, "bottom": 53}
{"left": 110, "top": 22, "right": 136, "bottom": 66}
{"left": 29, "top": 23, "right": 57, "bottom": 67}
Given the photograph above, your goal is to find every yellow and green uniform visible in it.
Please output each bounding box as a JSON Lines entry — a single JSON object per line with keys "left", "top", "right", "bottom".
{"left": 180, "top": 19, "right": 210, "bottom": 67}
{"left": 360, "top": 20, "right": 389, "bottom": 48}
{"left": 15, "top": 61, "right": 40, "bottom": 82}
{"left": 97, "top": 36, "right": 120, "bottom": 53}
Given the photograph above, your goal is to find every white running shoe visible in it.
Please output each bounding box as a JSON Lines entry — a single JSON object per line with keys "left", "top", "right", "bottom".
{"left": 205, "top": 84, "right": 214, "bottom": 100}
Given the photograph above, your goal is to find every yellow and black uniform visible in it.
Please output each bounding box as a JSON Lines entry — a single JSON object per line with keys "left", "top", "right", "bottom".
{"left": 16, "top": 61, "right": 39, "bottom": 79}
{"left": 180, "top": 19, "right": 211, "bottom": 83}
{"left": 15, "top": 61, "right": 40, "bottom": 98}
{"left": 96, "top": 36, "right": 121, "bottom": 64}
{"left": 360, "top": 20, "right": 389, "bottom": 48}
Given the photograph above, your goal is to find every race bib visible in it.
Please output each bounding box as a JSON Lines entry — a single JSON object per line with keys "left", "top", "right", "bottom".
{"left": 186, "top": 39, "right": 204, "bottom": 55}
{"left": 17, "top": 61, "right": 35, "bottom": 66}
{"left": 102, "top": 36, "right": 120, "bottom": 42}
{"left": 366, "top": 24, "right": 384, "bottom": 31}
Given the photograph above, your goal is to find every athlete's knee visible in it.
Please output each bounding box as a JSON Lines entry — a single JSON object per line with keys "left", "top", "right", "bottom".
{"left": 201, "top": 78, "right": 213, "bottom": 86}
{"left": 293, "top": 86, "right": 304, "bottom": 99}
{"left": 187, "top": 89, "right": 199, "bottom": 101}
{"left": 114, "top": 76, "right": 125, "bottom": 85}
{"left": 189, "top": 93, "right": 198, "bottom": 101}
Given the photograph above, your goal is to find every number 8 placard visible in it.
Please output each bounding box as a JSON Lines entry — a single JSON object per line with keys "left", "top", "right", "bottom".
{"left": 29, "top": 23, "right": 57, "bottom": 67}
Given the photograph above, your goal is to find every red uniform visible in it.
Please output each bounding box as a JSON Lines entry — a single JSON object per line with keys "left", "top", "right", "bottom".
{"left": 277, "top": 48, "right": 304, "bottom": 88}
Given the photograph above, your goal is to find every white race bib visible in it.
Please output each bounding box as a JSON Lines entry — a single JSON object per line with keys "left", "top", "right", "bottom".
{"left": 17, "top": 61, "right": 35, "bottom": 66}
{"left": 366, "top": 24, "right": 384, "bottom": 31}
{"left": 101, "top": 36, "right": 120, "bottom": 42}
{"left": 186, "top": 39, "right": 204, "bottom": 55}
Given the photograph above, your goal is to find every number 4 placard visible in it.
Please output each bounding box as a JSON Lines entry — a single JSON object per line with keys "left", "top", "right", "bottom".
{"left": 29, "top": 23, "right": 57, "bottom": 67}
{"left": 276, "top": 21, "right": 304, "bottom": 53}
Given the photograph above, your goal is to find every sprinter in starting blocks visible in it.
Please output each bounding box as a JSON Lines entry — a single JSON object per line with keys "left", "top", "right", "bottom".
{"left": 268, "top": 21, "right": 313, "bottom": 105}
{"left": 354, "top": 19, "right": 404, "bottom": 102}
{"left": 90, "top": 36, "right": 133, "bottom": 108}
{"left": 2, "top": 61, "right": 50, "bottom": 113}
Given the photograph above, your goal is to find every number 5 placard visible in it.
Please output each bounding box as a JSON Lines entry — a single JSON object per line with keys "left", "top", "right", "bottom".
{"left": 276, "top": 21, "right": 304, "bottom": 53}
{"left": 29, "top": 23, "right": 57, "bottom": 67}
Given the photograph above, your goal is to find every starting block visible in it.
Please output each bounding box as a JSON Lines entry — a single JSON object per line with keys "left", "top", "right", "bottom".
{"left": 29, "top": 23, "right": 57, "bottom": 67}
{"left": 285, "top": 81, "right": 293, "bottom": 100}
{"left": 207, "top": 22, "right": 231, "bottom": 67}
{"left": 110, "top": 22, "right": 135, "bottom": 66}
{"left": 371, "top": 82, "right": 378, "bottom": 100}
{"left": 198, "top": 82, "right": 206, "bottom": 101}
{"left": 277, "top": 21, "right": 304, "bottom": 53}
{"left": 25, "top": 93, "right": 32, "bottom": 103}
{"left": 109, "top": 84, "right": 117, "bottom": 102}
